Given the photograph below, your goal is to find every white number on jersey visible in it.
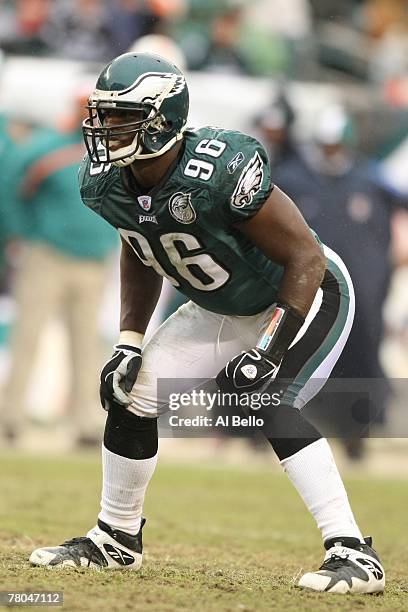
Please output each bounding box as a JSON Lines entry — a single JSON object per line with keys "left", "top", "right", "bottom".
{"left": 184, "top": 138, "right": 226, "bottom": 181}
{"left": 89, "top": 145, "right": 112, "bottom": 176}
{"left": 119, "top": 229, "right": 230, "bottom": 292}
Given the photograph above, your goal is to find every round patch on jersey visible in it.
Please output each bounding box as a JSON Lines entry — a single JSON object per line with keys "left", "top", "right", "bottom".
{"left": 169, "top": 192, "right": 196, "bottom": 224}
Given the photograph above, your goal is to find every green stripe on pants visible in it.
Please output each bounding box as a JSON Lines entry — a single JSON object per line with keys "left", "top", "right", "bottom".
{"left": 281, "top": 257, "right": 351, "bottom": 408}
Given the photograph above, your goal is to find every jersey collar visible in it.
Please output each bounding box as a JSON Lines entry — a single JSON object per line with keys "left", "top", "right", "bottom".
{"left": 120, "top": 140, "right": 186, "bottom": 200}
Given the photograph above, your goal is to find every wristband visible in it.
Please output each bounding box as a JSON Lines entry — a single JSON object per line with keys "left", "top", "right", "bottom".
{"left": 256, "top": 303, "right": 305, "bottom": 363}
{"left": 118, "top": 330, "right": 144, "bottom": 349}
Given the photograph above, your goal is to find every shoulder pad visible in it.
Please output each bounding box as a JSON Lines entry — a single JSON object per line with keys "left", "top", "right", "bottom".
{"left": 181, "top": 128, "right": 273, "bottom": 223}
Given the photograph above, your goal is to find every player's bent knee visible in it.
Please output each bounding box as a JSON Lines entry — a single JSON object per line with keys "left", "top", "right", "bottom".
{"left": 258, "top": 403, "right": 322, "bottom": 461}
{"left": 127, "top": 379, "right": 168, "bottom": 419}
{"left": 104, "top": 401, "right": 158, "bottom": 460}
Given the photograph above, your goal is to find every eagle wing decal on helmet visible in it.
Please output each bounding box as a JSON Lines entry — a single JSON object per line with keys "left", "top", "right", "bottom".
{"left": 113, "top": 72, "right": 186, "bottom": 104}
{"left": 166, "top": 74, "right": 186, "bottom": 97}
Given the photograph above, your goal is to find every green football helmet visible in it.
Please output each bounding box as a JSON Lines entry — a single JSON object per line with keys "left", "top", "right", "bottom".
{"left": 83, "top": 52, "right": 189, "bottom": 166}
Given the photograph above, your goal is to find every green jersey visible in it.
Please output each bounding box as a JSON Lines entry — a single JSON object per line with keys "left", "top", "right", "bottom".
{"left": 79, "top": 127, "right": 291, "bottom": 315}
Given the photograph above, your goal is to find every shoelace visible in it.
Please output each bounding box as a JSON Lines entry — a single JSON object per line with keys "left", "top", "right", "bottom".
{"left": 60, "top": 537, "right": 106, "bottom": 567}
{"left": 320, "top": 553, "right": 350, "bottom": 571}
{"left": 61, "top": 537, "right": 90, "bottom": 547}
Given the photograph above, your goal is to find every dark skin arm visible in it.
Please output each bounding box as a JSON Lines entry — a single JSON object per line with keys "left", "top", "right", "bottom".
{"left": 120, "top": 237, "right": 163, "bottom": 333}
{"left": 237, "top": 186, "right": 326, "bottom": 318}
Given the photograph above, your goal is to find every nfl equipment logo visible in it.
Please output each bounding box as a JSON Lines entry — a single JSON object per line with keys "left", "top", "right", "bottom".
{"left": 137, "top": 195, "right": 152, "bottom": 212}
{"left": 168, "top": 192, "right": 196, "bottom": 224}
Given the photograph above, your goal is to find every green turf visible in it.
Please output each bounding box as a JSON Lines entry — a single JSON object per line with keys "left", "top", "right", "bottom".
{"left": 0, "top": 453, "right": 407, "bottom": 611}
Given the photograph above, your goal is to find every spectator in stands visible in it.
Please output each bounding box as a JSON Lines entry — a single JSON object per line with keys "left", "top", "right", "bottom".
{"left": 362, "top": 0, "right": 408, "bottom": 82}
{"left": 0, "top": 83, "right": 118, "bottom": 447}
{"left": 243, "top": 0, "right": 314, "bottom": 76}
{"left": 177, "top": 0, "right": 293, "bottom": 76}
{"left": 309, "top": 0, "right": 357, "bottom": 24}
{"left": 147, "top": 0, "right": 186, "bottom": 26}
{"left": 0, "top": 0, "right": 51, "bottom": 56}
{"left": 106, "top": 0, "right": 162, "bottom": 57}
{"left": 191, "top": 4, "right": 252, "bottom": 74}
{"left": 41, "top": 0, "right": 115, "bottom": 62}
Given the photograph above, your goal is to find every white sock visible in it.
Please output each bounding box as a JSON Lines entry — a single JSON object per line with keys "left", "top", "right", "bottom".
{"left": 280, "top": 438, "right": 364, "bottom": 543}
{"left": 99, "top": 445, "right": 158, "bottom": 535}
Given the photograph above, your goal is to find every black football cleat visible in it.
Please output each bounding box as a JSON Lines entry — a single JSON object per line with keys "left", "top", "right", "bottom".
{"left": 297, "top": 536, "right": 385, "bottom": 594}
{"left": 29, "top": 519, "right": 145, "bottom": 570}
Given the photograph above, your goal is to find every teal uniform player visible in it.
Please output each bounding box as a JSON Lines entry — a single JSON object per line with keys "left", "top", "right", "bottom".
{"left": 80, "top": 126, "right": 285, "bottom": 316}
{"left": 30, "top": 52, "right": 385, "bottom": 595}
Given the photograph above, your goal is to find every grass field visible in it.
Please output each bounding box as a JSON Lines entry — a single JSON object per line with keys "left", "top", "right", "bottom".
{"left": 0, "top": 451, "right": 407, "bottom": 611}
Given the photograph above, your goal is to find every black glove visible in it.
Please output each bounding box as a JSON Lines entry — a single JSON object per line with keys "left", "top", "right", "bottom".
{"left": 216, "top": 302, "right": 305, "bottom": 394}
{"left": 216, "top": 348, "right": 281, "bottom": 393}
{"left": 100, "top": 344, "right": 142, "bottom": 410}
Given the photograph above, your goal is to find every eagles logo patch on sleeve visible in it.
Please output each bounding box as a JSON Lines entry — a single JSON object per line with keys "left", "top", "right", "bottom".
{"left": 231, "top": 151, "right": 264, "bottom": 208}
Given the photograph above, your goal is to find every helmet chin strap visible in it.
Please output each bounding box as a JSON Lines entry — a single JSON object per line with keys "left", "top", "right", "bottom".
{"left": 108, "top": 133, "right": 143, "bottom": 166}
{"left": 111, "top": 127, "right": 186, "bottom": 166}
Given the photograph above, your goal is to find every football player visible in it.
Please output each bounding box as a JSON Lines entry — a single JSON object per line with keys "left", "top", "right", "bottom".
{"left": 29, "top": 53, "right": 385, "bottom": 594}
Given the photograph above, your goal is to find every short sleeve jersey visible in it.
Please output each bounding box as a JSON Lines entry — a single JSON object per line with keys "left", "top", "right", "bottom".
{"left": 79, "top": 126, "right": 287, "bottom": 316}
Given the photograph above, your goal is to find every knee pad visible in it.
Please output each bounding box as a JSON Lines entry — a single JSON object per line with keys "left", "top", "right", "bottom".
{"left": 104, "top": 402, "right": 158, "bottom": 460}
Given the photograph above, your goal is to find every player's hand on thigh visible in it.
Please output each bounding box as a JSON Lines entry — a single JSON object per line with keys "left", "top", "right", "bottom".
{"left": 216, "top": 348, "right": 281, "bottom": 393}
{"left": 216, "top": 303, "right": 305, "bottom": 394}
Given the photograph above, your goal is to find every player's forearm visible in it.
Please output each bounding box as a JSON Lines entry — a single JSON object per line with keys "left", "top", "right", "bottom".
{"left": 277, "top": 247, "right": 326, "bottom": 317}
{"left": 120, "top": 276, "right": 163, "bottom": 334}
{"left": 120, "top": 240, "right": 163, "bottom": 335}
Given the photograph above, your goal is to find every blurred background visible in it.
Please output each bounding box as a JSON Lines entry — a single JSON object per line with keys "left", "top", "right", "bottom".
{"left": 0, "top": 0, "right": 408, "bottom": 472}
